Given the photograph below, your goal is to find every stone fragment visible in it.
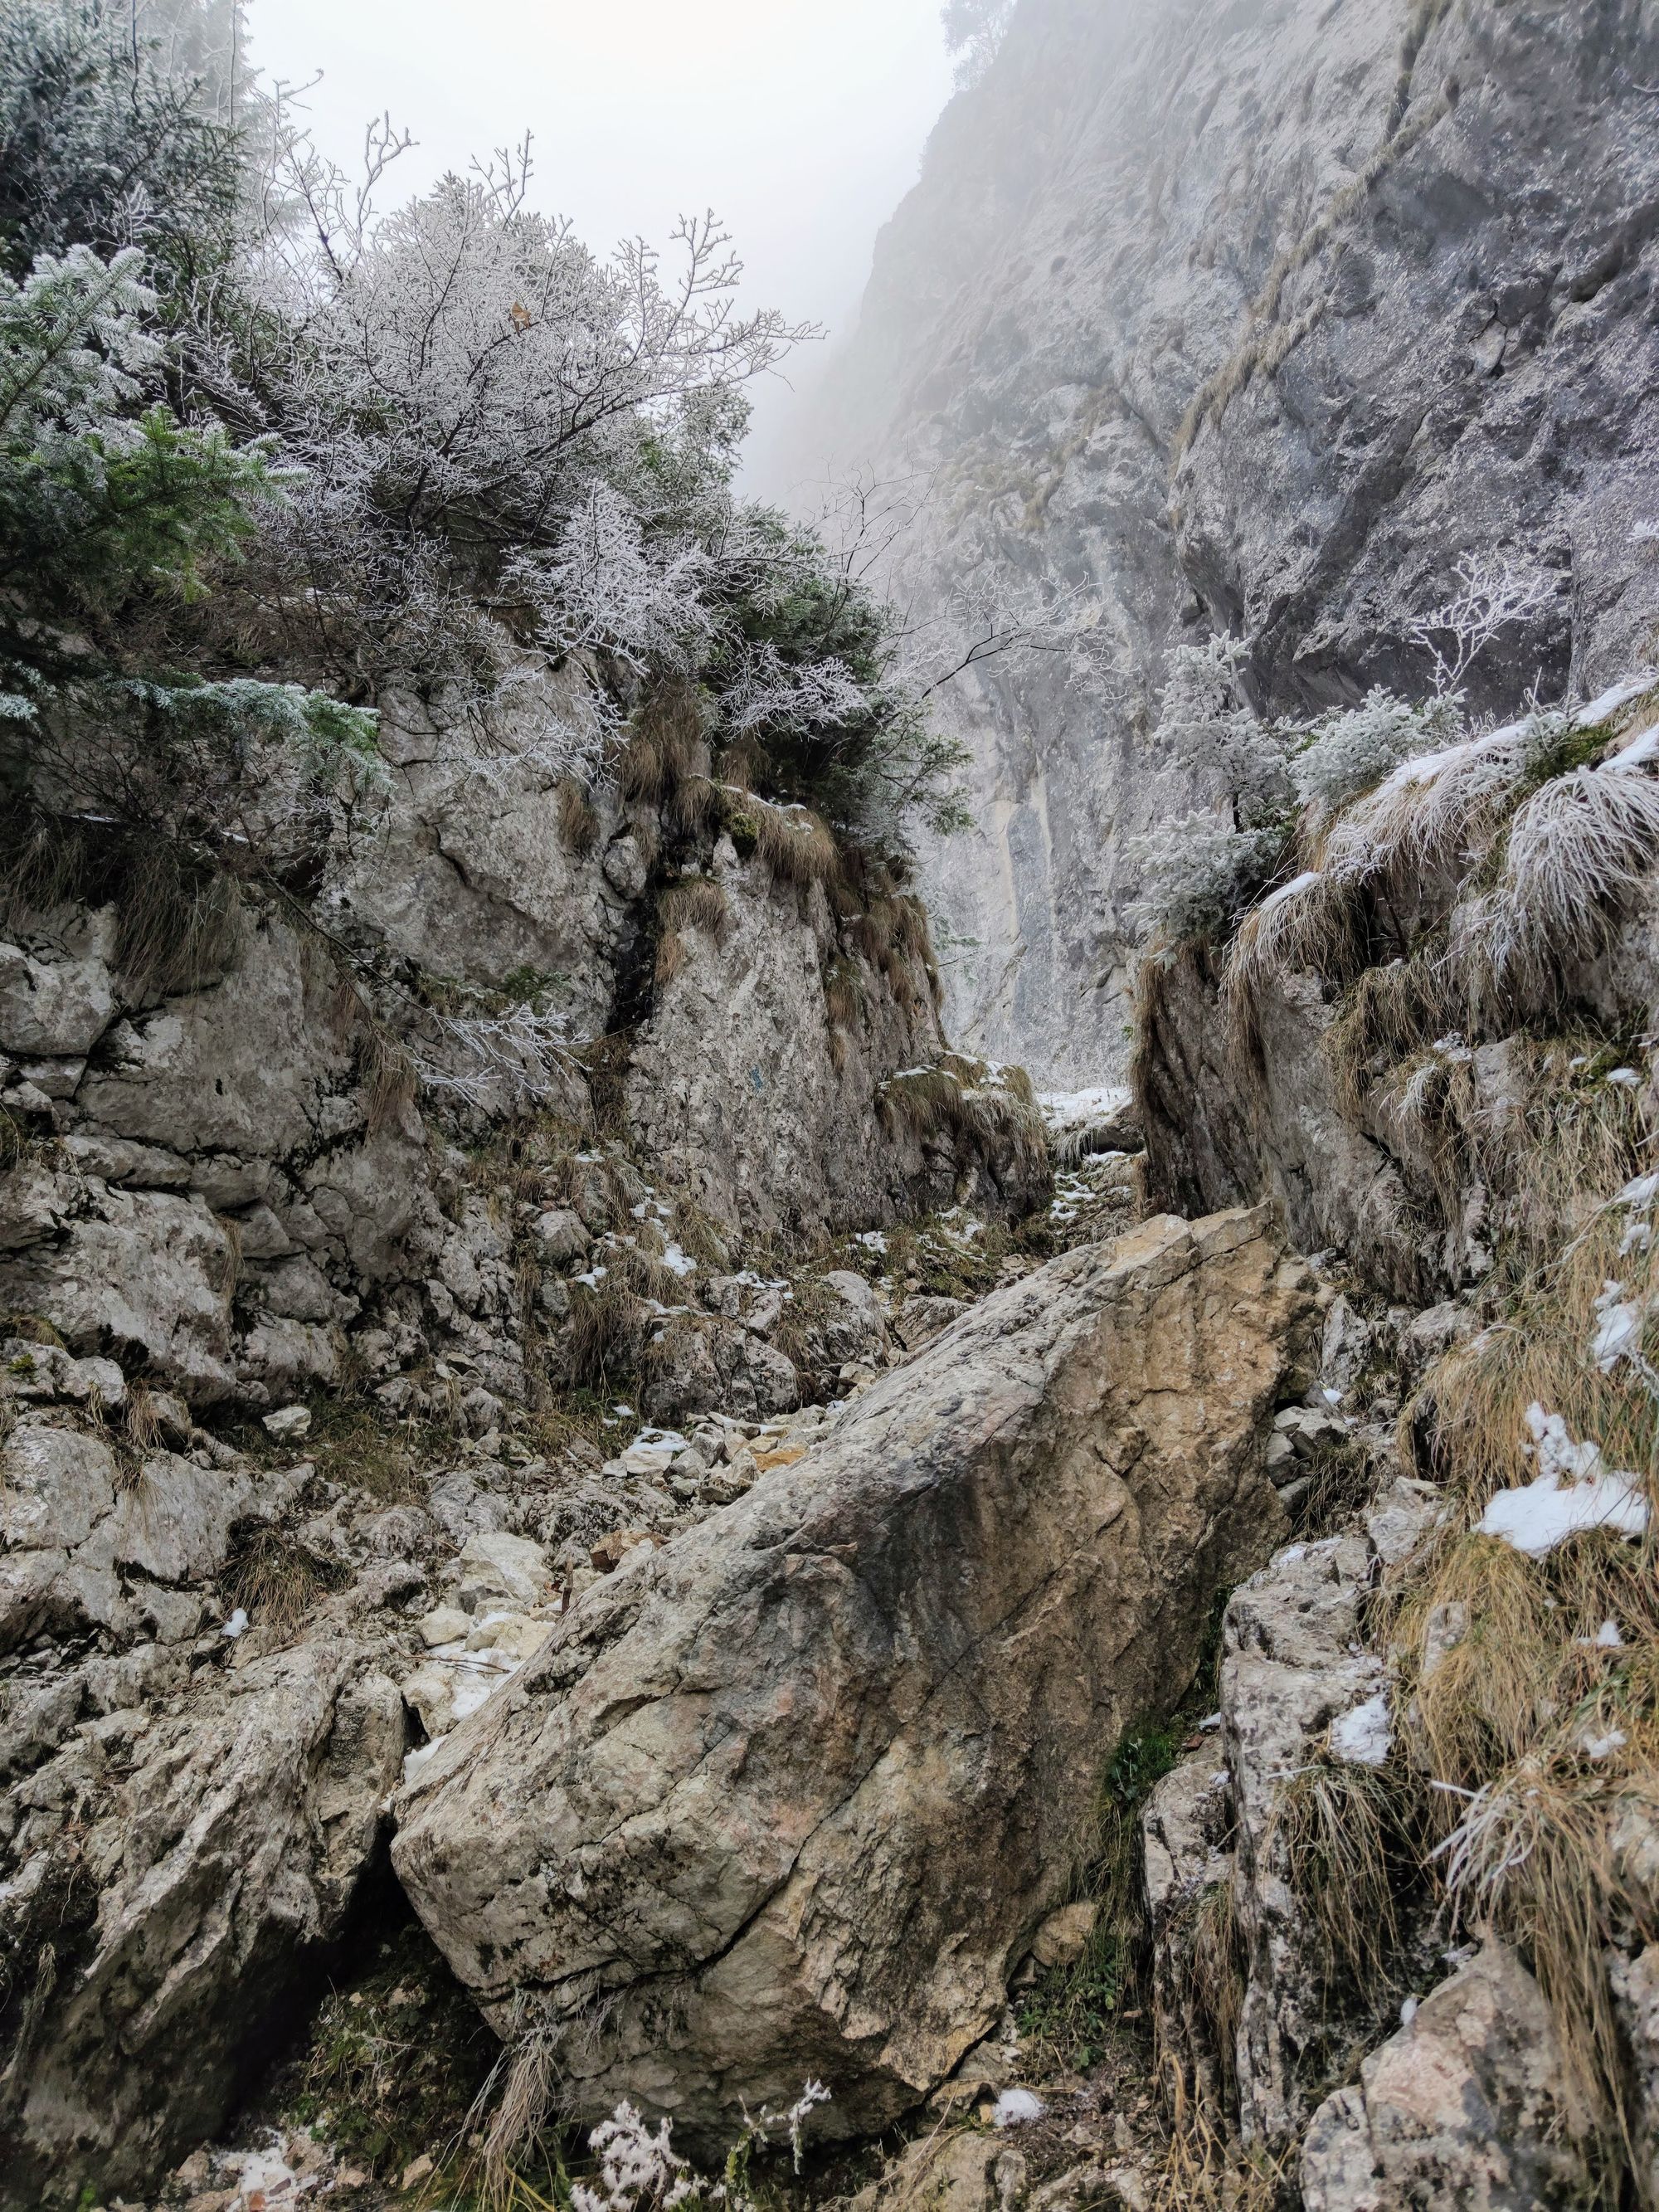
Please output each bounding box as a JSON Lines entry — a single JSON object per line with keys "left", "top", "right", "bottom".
{"left": 456, "top": 1527, "right": 552, "bottom": 1610}
{"left": 2, "top": 1640, "right": 404, "bottom": 2206}
{"left": 261, "top": 1404, "right": 313, "bottom": 1442}
{"left": 1299, "top": 1944, "right": 1596, "bottom": 2212}
{"left": 1029, "top": 1901, "right": 1096, "bottom": 1968}
{"left": 417, "top": 1605, "right": 472, "bottom": 1649}
{"left": 893, "top": 1294, "right": 970, "bottom": 1352}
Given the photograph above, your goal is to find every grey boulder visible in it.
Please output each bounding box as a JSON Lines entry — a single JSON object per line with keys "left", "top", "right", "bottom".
{"left": 392, "top": 1207, "right": 1315, "bottom": 2145}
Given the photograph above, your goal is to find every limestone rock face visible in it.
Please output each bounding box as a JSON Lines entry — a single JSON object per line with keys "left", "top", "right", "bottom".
{"left": 0, "top": 1629, "right": 405, "bottom": 2210}
{"left": 392, "top": 1208, "right": 1315, "bottom": 2144}
{"left": 791, "top": 0, "right": 1659, "bottom": 1082}
{"left": 1298, "top": 1944, "right": 1596, "bottom": 2212}
{"left": 1, "top": 677, "right": 1040, "bottom": 1413}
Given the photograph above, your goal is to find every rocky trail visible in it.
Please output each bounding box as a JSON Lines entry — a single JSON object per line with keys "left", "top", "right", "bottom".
{"left": 7, "top": 0, "right": 1659, "bottom": 2205}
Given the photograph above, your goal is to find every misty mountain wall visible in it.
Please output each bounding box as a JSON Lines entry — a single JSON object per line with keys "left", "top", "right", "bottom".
{"left": 798, "top": 0, "right": 1659, "bottom": 1084}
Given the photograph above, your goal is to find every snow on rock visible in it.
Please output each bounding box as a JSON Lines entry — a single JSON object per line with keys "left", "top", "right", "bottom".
{"left": 1578, "top": 671, "right": 1659, "bottom": 728}
{"left": 1477, "top": 1404, "right": 1649, "bottom": 1557}
{"left": 1328, "top": 1691, "right": 1393, "bottom": 1768}
{"left": 1258, "top": 869, "right": 1323, "bottom": 914}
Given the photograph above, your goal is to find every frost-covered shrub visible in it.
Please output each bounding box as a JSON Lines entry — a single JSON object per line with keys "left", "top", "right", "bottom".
{"left": 1126, "top": 634, "right": 1292, "bottom": 942}
{"left": 1153, "top": 634, "right": 1293, "bottom": 831}
{"left": 1290, "top": 687, "right": 1462, "bottom": 815}
{"left": 1126, "top": 814, "right": 1282, "bottom": 943}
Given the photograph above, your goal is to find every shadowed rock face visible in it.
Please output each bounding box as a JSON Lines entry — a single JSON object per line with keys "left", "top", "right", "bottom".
{"left": 795, "top": 0, "right": 1659, "bottom": 1084}
{"left": 392, "top": 1208, "right": 1316, "bottom": 2146}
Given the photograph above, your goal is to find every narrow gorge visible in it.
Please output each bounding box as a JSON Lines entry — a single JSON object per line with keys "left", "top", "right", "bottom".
{"left": 2, "top": 3, "right": 1658, "bottom": 2211}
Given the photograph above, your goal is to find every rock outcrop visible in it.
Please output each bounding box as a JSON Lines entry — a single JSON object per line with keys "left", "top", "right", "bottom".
{"left": 1144, "top": 1473, "right": 1438, "bottom": 2151}
{"left": 1135, "top": 679, "right": 1659, "bottom": 1300}
{"left": 1298, "top": 1943, "right": 1597, "bottom": 2212}
{"left": 392, "top": 1207, "right": 1315, "bottom": 2144}
{"left": 0, "top": 675, "right": 1046, "bottom": 1418}
{"left": 0, "top": 1612, "right": 404, "bottom": 2208}
{"left": 791, "top": 0, "right": 1659, "bottom": 1083}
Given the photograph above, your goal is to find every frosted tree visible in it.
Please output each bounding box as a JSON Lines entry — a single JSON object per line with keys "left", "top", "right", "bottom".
{"left": 942, "top": 0, "right": 1017, "bottom": 85}
{"left": 1125, "top": 634, "right": 1292, "bottom": 943}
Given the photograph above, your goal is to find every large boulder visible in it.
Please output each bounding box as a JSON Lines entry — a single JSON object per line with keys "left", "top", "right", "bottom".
{"left": 392, "top": 1207, "right": 1316, "bottom": 2145}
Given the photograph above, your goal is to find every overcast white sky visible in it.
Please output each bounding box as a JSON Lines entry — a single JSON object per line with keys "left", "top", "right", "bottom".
{"left": 246, "top": 0, "right": 956, "bottom": 490}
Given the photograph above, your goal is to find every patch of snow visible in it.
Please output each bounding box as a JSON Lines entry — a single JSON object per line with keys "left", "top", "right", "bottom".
{"left": 1037, "top": 1083, "right": 1131, "bottom": 1135}
{"left": 573, "top": 1264, "right": 609, "bottom": 1288}
{"left": 1593, "top": 1280, "right": 1650, "bottom": 1371}
{"left": 1329, "top": 1693, "right": 1392, "bottom": 1768}
{"left": 403, "top": 1737, "right": 445, "bottom": 1782}
{"left": 1399, "top": 1995, "right": 1419, "bottom": 2026}
{"left": 854, "top": 1230, "right": 888, "bottom": 1255}
{"left": 1259, "top": 868, "right": 1324, "bottom": 914}
{"left": 1606, "top": 1067, "right": 1642, "bottom": 1088}
{"left": 1583, "top": 1727, "right": 1627, "bottom": 1761}
{"left": 1577, "top": 671, "right": 1659, "bottom": 728}
{"left": 659, "top": 1244, "right": 697, "bottom": 1279}
{"left": 1477, "top": 1404, "right": 1649, "bottom": 1556}
{"left": 993, "top": 2088, "right": 1046, "bottom": 2128}
{"left": 1374, "top": 734, "right": 1486, "bottom": 795}
{"left": 1606, "top": 723, "right": 1659, "bottom": 772}
{"left": 221, "top": 1608, "right": 248, "bottom": 1640}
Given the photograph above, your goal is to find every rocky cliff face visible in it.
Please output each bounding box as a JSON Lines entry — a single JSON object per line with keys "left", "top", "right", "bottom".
{"left": 800, "top": 0, "right": 1659, "bottom": 1083}
{"left": 0, "top": 669, "right": 1045, "bottom": 1428}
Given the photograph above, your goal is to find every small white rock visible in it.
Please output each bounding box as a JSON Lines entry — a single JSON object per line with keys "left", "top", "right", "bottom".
{"left": 262, "top": 1405, "right": 312, "bottom": 1442}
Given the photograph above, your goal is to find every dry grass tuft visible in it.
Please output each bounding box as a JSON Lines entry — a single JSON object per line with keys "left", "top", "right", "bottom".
{"left": 879, "top": 1054, "right": 1047, "bottom": 1174}
{"left": 1324, "top": 950, "right": 1448, "bottom": 1119}
{"left": 616, "top": 679, "right": 708, "bottom": 806}
{"left": 1469, "top": 767, "right": 1659, "bottom": 1008}
{"left": 557, "top": 777, "right": 601, "bottom": 854}
{"left": 1373, "top": 1072, "right": 1659, "bottom": 2147}
{"left": 225, "top": 1527, "right": 341, "bottom": 1641}
{"left": 751, "top": 798, "right": 843, "bottom": 889}
{"left": 1269, "top": 1758, "right": 1416, "bottom": 2000}
{"left": 1224, "top": 870, "right": 1364, "bottom": 1063}
{"left": 563, "top": 1274, "right": 642, "bottom": 1391}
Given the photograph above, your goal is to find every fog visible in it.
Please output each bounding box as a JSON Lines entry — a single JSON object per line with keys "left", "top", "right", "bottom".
{"left": 248, "top": 0, "right": 956, "bottom": 490}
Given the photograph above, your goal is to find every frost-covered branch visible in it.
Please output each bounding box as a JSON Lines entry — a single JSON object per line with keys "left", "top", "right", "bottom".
{"left": 1408, "top": 554, "right": 1559, "bottom": 695}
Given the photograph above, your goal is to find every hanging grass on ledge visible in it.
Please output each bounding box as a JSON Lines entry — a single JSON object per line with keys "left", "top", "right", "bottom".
{"left": 878, "top": 1052, "right": 1047, "bottom": 1166}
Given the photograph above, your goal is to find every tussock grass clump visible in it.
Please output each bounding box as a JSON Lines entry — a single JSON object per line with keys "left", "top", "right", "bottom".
{"left": 879, "top": 1053, "right": 1047, "bottom": 1176}
{"left": 224, "top": 1527, "right": 343, "bottom": 1641}
{"left": 616, "top": 679, "right": 708, "bottom": 806}
{"left": 750, "top": 797, "right": 841, "bottom": 888}
{"left": 1462, "top": 767, "right": 1659, "bottom": 1006}
{"left": 557, "top": 776, "right": 601, "bottom": 854}
{"left": 653, "top": 876, "right": 729, "bottom": 988}
{"left": 563, "top": 1273, "right": 643, "bottom": 1391}
{"left": 1325, "top": 950, "right": 1448, "bottom": 1119}
{"left": 1268, "top": 1760, "right": 1419, "bottom": 2001}
{"left": 1224, "top": 869, "right": 1365, "bottom": 1063}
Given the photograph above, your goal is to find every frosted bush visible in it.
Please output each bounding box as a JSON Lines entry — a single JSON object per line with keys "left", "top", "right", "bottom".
{"left": 1291, "top": 687, "right": 1462, "bottom": 814}
{"left": 567, "top": 2083, "right": 832, "bottom": 2212}
{"left": 1127, "top": 813, "right": 1282, "bottom": 943}
{"left": 1153, "top": 633, "right": 1292, "bottom": 829}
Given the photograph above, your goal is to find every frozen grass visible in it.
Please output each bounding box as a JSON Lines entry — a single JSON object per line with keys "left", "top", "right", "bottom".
{"left": 1375, "top": 1080, "right": 1659, "bottom": 2148}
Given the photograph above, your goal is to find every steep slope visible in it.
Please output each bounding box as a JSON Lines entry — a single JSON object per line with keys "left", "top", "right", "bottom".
{"left": 800, "top": 0, "right": 1659, "bottom": 1082}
